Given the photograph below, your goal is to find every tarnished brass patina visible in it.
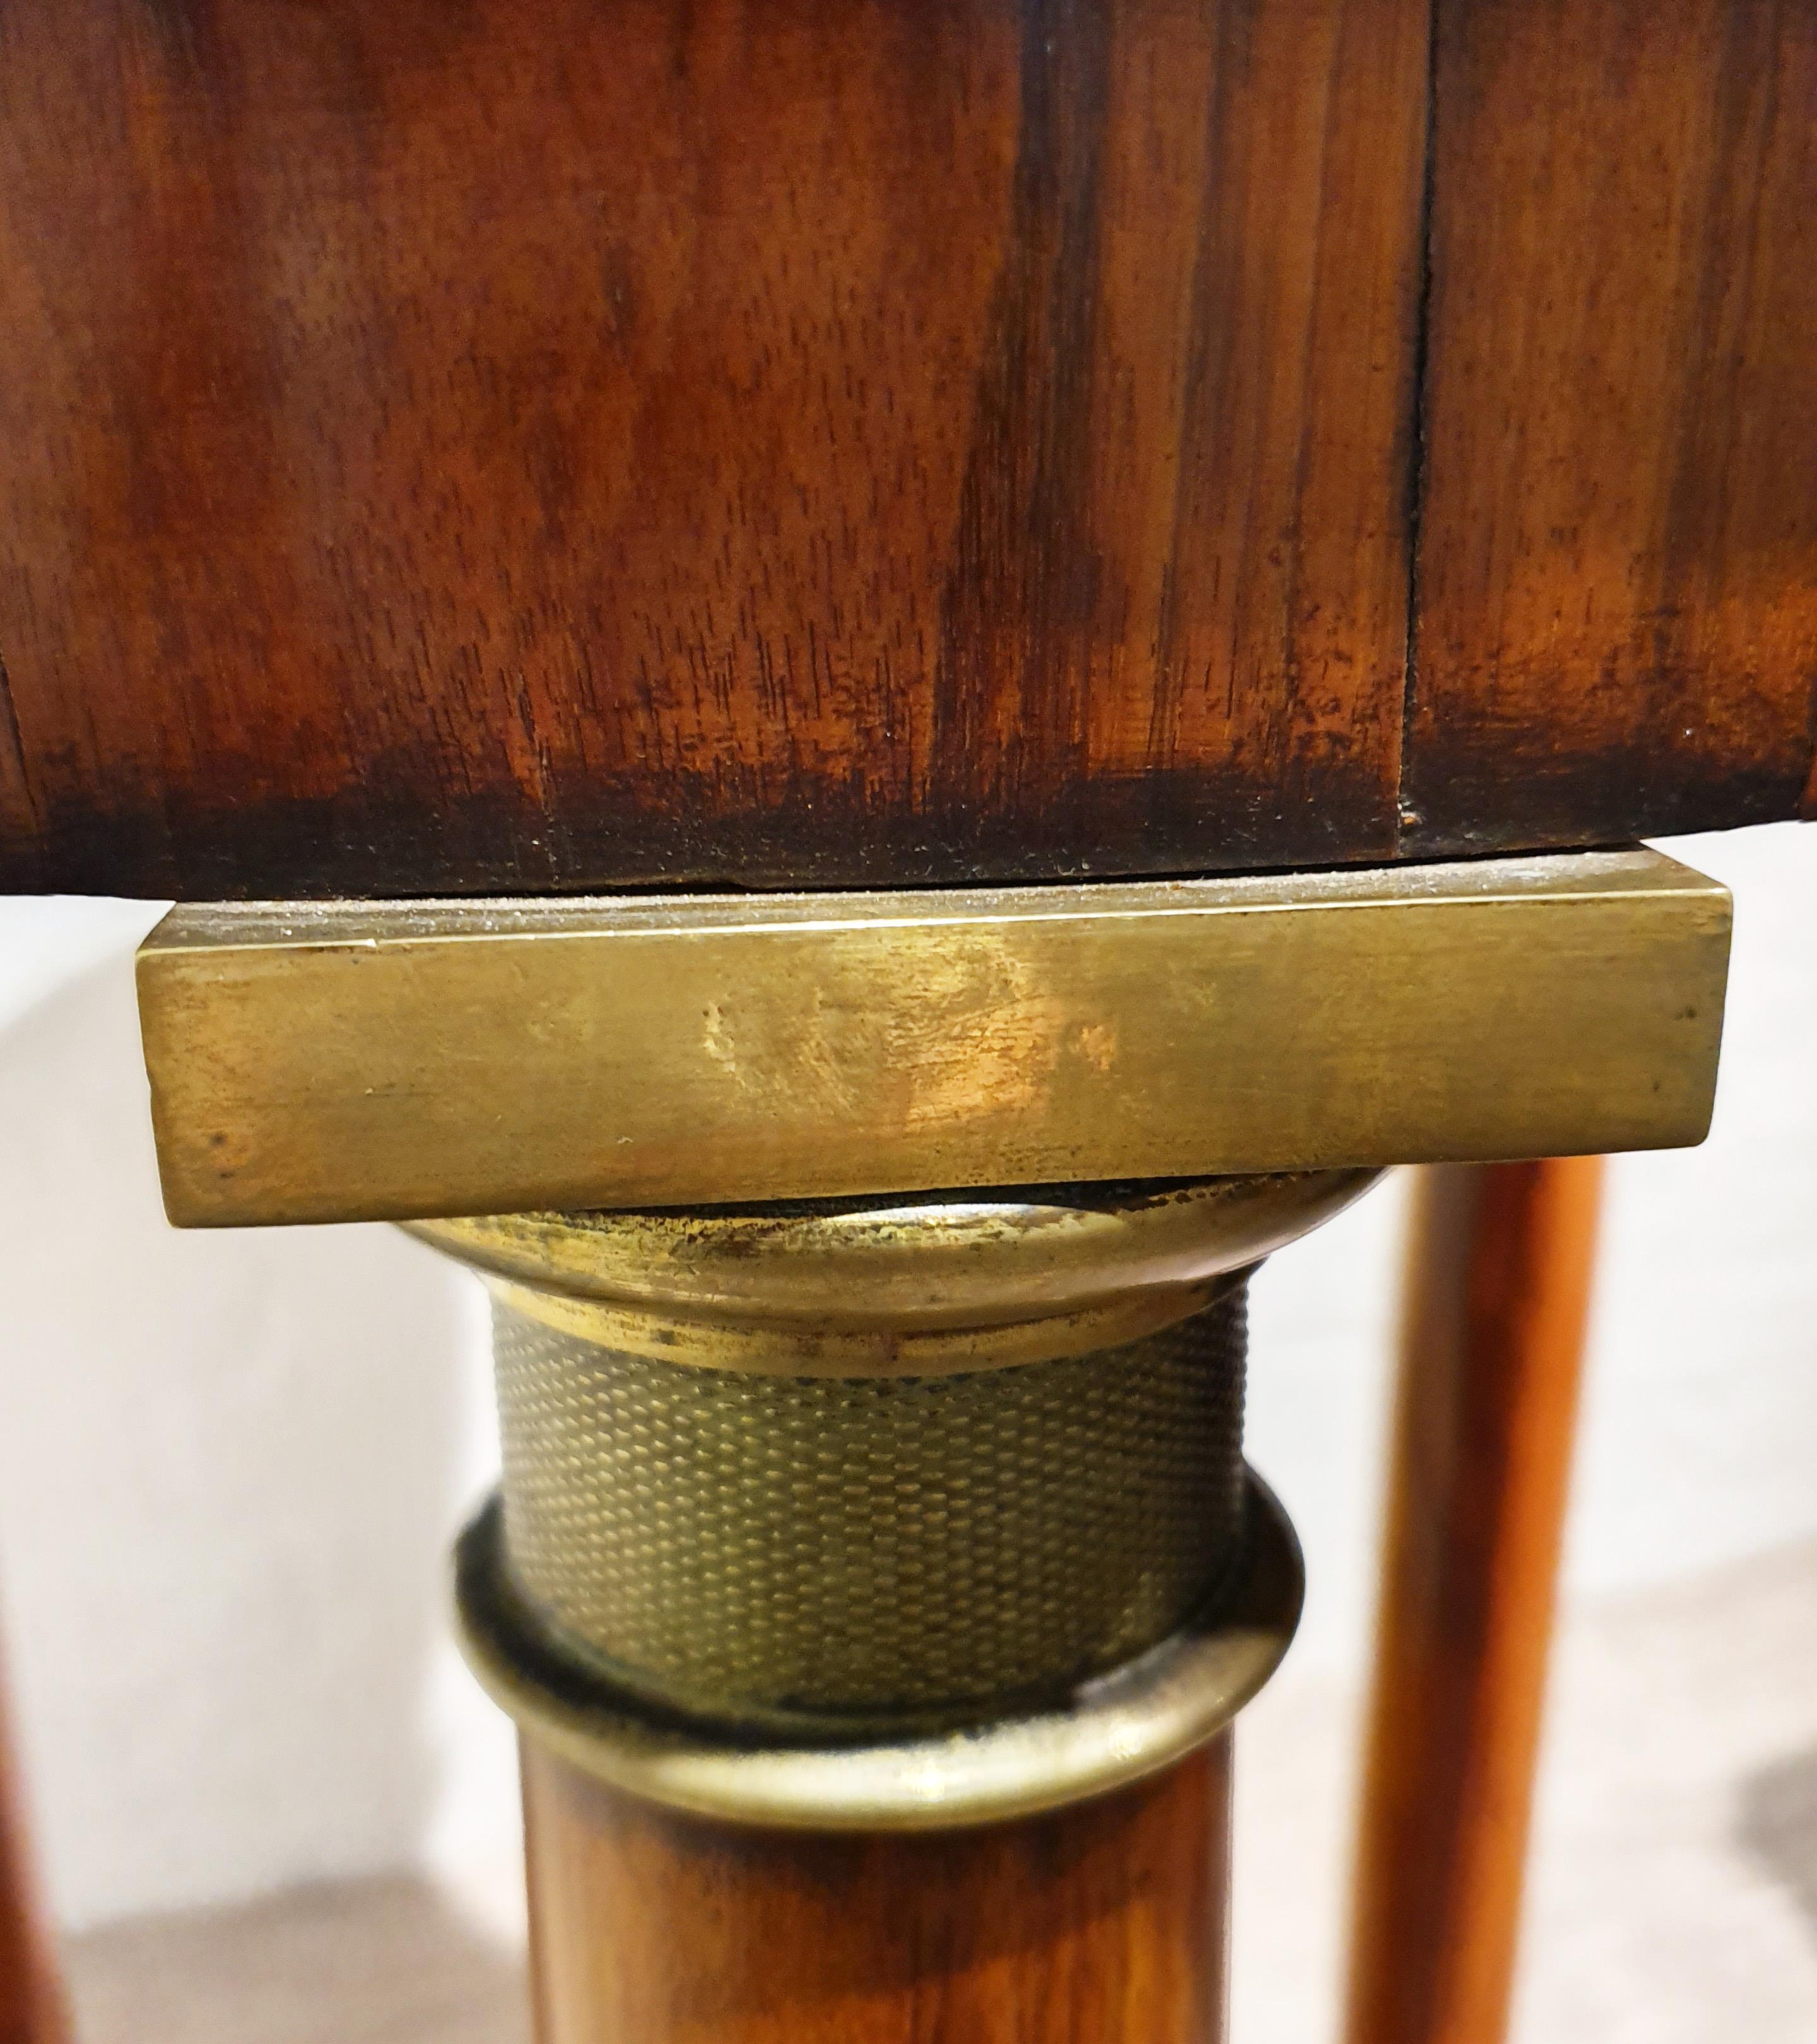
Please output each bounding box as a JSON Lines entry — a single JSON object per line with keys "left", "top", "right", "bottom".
{"left": 479, "top": 1282, "right": 1253, "bottom": 1729}
{"left": 409, "top": 1170, "right": 1373, "bottom": 1376}
{"left": 138, "top": 847, "right": 1729, "bottom": 1228}
{"left": 419, "top": 1172, "right": 1355, "bottom": 1826}
{"left": 453, "top": 1470, "right": 1302, "bottom": 1832}
{"left": 129, "top": 850, "right": 1734, "bottom": 1833}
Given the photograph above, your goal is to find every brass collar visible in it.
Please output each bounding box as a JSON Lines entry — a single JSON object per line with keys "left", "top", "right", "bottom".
{"left": 454, "top": 1472, "right": 1302, "bottom": 1832}
{"left": 409, "top": 1172, "right": 1374, "bottom": 1375}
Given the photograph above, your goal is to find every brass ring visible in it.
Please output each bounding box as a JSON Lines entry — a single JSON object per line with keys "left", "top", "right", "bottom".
{"left": 452, "top": 1469, "right": 1303, "bottom": 1832}
{"left": 413, "top": 1170, "right": 1374, "bottom": 1376}
{"left": 481, "top": 1266, "right": 1243, "bottom": 1376}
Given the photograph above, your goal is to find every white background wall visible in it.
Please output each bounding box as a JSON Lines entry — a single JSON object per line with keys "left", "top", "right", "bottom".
{"left": 0, "top": 823, "right": 1811, "bottom": 1932}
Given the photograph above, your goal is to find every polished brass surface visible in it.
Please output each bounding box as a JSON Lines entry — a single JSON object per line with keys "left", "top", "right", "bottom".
{"left": 411, "top": 1171, "right": 1373, "bottom": 1376}
{"left": 454, "top": 1469, "right": 1303, "bottom": 1832}
{"left": 138, "top": 847, "right": 1730, "bottom": 1228}
{"left": 487, "top": 1281, "right": 1249, "bottom": 1729}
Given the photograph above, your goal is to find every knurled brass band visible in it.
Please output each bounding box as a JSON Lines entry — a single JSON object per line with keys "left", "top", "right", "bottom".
{"left": 453, "top": 1468, "right": 1303, "bottom": 1831}
{"left": 421, "top": 1175, "right": 1351, "bottom": 1826}
{"left": 490, "top": 1279, "right": 1249, "bottom": 1730}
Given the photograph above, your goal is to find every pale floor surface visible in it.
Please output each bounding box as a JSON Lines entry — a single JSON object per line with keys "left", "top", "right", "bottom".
{"left": 1233, "top": 1537, "right": 1817, "bottom": 2044}
{"left": 63, "top": 1540, "right": 1817, "bottom": 2044}
{"left": 64, "top": 1875, "right": 529, "bottom": 2044}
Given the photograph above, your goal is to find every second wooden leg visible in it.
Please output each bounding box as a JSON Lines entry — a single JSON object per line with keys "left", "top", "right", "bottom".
{"left": 1343, "top": 1158, "right": 1604, "bottom": 2044}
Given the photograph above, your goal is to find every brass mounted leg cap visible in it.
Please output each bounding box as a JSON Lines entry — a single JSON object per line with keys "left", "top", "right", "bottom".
{"left": 420, "top": 1173, "right": 1363, "bottom": 1829}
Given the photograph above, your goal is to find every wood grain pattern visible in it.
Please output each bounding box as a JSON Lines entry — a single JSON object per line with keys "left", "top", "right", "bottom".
{"left": 5, "top": 0, "right": 1812, "bottom": 900}
{"left": 1343, "top": 1158, "right": 1603, "bottom": 2044}
{"left": 1404, "top": 0, "right": 1817, "bottom": 852}
{"left": 519, "top": 1738, "right": 1230, "bottom": 2043}
{"left": 0, "top": 1642, "right": 68, "bottom": 2044}
{"left": 0, "top": 0, "right": 1427, "bottom": 898}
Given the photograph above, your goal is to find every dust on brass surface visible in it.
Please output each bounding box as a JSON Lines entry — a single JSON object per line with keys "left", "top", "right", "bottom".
{"left": 136, "top": 848, "right": 1730, "bottom": 1228}
{"left": 487, "top": 1285, "right": 1249, "bottom": 1727}
{"left": 408, "top": 1170, "right": 1373, "bottom": 1373}
{"left": 439, "top": 1173, "right": 1331, "bottom": 1824}
{"left": 455, "top": 1471, "right": 1304, "bottom": 1833}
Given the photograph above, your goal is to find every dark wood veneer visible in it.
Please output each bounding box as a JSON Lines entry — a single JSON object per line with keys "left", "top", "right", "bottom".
{"left": 1, "top": 0, "right": 1811, "bottom": 900}
{"left": 3, "top": 0, "right": 1427, "bottom": 897}
{"left": 1405, "top": 0, "right": 1817, "bottom": 856}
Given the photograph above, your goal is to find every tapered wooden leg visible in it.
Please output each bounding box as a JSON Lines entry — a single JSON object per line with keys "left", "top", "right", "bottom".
{"left": 520, "top": 1737, "right": 1231, "bottom": 2044}
{"left": 0, "top": 1645, "right": 67, "bottom": 2044}
{"left": 1343, "top": 1158, "right": 1604, "bottom": 2044}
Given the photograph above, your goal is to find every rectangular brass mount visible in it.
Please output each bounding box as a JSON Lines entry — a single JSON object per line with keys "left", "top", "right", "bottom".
{"left": 138, "top": 847, "right": 1731, "bottom": 1228}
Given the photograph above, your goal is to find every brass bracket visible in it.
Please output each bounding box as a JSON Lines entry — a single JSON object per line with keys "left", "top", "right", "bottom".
{"left": 136, "top": 846, "right": 1730, "bottom": 1227}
